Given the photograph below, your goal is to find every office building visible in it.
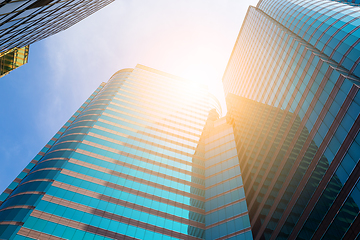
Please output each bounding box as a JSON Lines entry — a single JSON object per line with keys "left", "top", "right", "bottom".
{"left": 0, "top": 45, "right": 29, "bottom": 78}
{"left": 202, "top": 114, "right": 253, "bottom": 240}
{"left": 0, "top": 0, "right": 114, "bottom": 53}
{"left": 0, "top": 64, "right": 252, "bottom": 240}
{"left": 223, "top": 0, "right": 360, "bottom": 239}
{"left": 2, "top": 0, "right": 360, "bottom": 239}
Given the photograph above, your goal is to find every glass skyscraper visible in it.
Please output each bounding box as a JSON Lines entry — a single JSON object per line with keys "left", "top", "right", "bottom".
{"left": 2, "top": 0, "right": 360, "bottom": 239}
{"left": 223, "top": 0, "right": 360, "bottom": 239}
{"left": 0, "top": 64, "right": 252, "bottom": 240}
{"left": 202, "top": 115, "right": 252, "bottom": 240}
{"left": 0, "top": 0, "right": 114, "bottom": 53}
{"left": 0, "top": 45, "right": 29, "bottom": 78}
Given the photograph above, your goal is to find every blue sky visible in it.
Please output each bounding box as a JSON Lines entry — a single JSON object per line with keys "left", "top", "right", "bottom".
{"left": 0, "top": 0, "right": 258, "bottom": 193}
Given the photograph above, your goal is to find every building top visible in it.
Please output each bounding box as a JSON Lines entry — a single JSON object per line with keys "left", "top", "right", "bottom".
{"left": 111, "top": 64, "right": 222, "bottom": 117}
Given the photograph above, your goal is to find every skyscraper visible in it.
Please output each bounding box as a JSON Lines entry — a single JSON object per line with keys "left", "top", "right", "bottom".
{"left": 0, "top": 45, "right": 29, "bottom": 78}
{"left": 0, "top": 64, "right": 252, "bottom": 240}
{"left": 0, "top": 0, "right": 113, "bottom": 56}
{"left": 2, "top": 0, "right": 360, "bottom": 239}
{"left": 223, "top": 0, "right": 360, "bottom": 239}
{"left": 202, "top": 114, "right": 253, "bottom": 240}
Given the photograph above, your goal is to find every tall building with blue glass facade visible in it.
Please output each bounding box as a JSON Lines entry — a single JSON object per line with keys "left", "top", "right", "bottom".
{"left": 2, "top": 0, "right": 360, "bottom": 240}
{"left": 0, "top": 64, "right": 253, "bottom": 240}
{"left": 223, "top": 0, "right": 360, "bottom": 239}
{"left": 202, "top": 115, "right": 253, "bottom": 240}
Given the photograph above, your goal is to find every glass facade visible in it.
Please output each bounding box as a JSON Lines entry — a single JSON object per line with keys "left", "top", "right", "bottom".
{"left": 2, "top": 1, "right": 360, "bottom": 239}
{"left": 203, "top": 115, "right": 252, "bottom": 240}
{"left": 223, "top": 1, "right": 360, "bottom": 240}
{"left": 0, "top": 45, "right": 29, "bottom": 78}
{"left": 0, "top": 64, "right": 252, "bottom": 240}
{"left": 258, "top": 0, "right": 360, "bottom": 78}
{"left": 0, "top": 0, "right": 114, "bottom": 53}
{"left": 333, "top": 0, "right": 360, "bottom": 5}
